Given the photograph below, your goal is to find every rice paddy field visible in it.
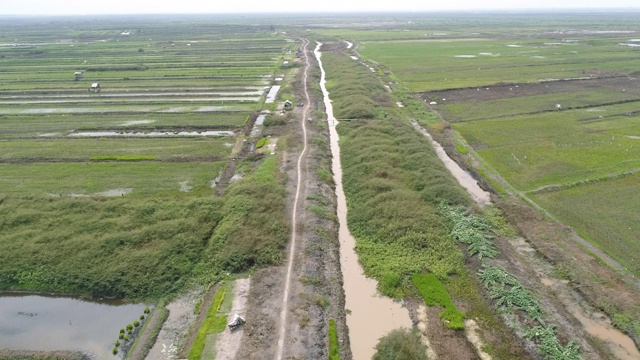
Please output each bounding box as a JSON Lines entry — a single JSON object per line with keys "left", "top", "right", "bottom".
{"left": 0, "top": 15, "right": 294, "bottom": 299}
{"left": 330, "top": 12, "right": 640, "bottom": 276}
{"left": 0, "top": 15, "right": 294, "bottom": 195}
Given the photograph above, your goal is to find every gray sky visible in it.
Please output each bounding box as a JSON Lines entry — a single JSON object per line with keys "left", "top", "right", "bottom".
{"left": 2, "top": 0, "right": 639, "bottom": 15}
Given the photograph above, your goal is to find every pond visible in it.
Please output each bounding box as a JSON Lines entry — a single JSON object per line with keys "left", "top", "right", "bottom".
{"left": 0, "top": 293, "right": 146, "bottom": 358}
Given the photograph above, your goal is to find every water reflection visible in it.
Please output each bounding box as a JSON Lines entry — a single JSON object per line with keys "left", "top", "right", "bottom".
{"left": 0, "top": 293, "right": 146, "bottom": 358}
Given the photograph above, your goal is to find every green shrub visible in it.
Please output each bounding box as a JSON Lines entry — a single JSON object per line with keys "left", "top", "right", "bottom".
{"left": 144, "top": 307, "right": 150, "bottom": 314}
{"left": 256, "top": 137, "right": 268, "bottom": 149}
{"left": 373, "top": 329, "right": 428, "bottom": 360}
{"left": 112, "top": 348, "right": 118, "bottom": 355}
{"left": 140, "top": 314, "right": 145, "bottom": 320}
{"left": 126, "top": 324, "right": 133, "bottom": 331}
{"left": 379, "top": 272, "right": 402, "bottom": 298}
{"left": 525, "top": 325, "right": 580, "bottom": 360}
{"left": 119, "top": 333, "right": 124, "bottom": 339}
{"left": 115, "top": 340, "right": 120, "bottom": 347}
{"left": 134, "top": 320, "right": 140, "bottom": 327}
{"left": 412, "top": 273, "right": 465, "bottom": 329}
{"left": 329, "top": 319, "right": 340, "bottom": 360}
{"left": 120, "top": 328, "right": 125, "bottom": 334}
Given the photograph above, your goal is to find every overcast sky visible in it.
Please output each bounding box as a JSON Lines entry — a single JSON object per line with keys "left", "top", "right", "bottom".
{"left": 2, "top": 0, "right": 639, "bottom": 15}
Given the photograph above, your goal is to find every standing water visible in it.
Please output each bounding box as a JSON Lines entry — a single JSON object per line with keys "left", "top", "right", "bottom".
{"left": 410, "top": 120, "right": 491, "bottom": 206}
{"left": 0, "top": 293, "right": 146, "bottom": 358}
{"left": 315, "top": 43, "right": 412, "bottom": 360}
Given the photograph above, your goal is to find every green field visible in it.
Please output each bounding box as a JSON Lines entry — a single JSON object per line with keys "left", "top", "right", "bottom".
{"left": 0, "top": 16, "right": 292, "bottom": 302}
{"left": 359, "top": 38, "right": 640, "bottom": 92}
{"left": 0, "top": 162, "right": 224, "bottom": 195}
{"left": 346, "top": 14, "right": 640, "bottom": 282}
{"left": 532, "top": 173, "right": 640, "bottom": 276}
{"left": 0, "top": 138, "right": 233, "bottom": 160}
{"left": 453, "top": 107, "right": 640, "bottom": 190}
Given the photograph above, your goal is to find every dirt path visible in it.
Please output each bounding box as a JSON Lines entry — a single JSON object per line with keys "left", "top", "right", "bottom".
{"left": 125, "top": 305, "right": 168, "bottom": 360}
{"left": 214, "top": 278, "right": 250, "bottom": 359}
{"left": 275, "top": 37, "right": 311, "bottom": 360}
{"left": 146, "top": 289, "right": 202, "bottom": 359}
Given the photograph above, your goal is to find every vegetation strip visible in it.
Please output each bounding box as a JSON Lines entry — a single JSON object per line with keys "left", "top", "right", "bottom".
{"left": 328, "top": 319, "right": 340, "bottom": 360}
{"left": 188, "top": 285, "right": 228, "bottom": 360}
{"left": 412, "top": 273, "right": 465, "bottom": 329}
{"left": 441, "top": 203, "right": 581, "bottom": 359}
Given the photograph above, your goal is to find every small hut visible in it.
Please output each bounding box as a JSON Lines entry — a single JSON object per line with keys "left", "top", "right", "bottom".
{"left": 74, "top": 71, "right": 83, "bottom": 80}
{"left": 89, "top": 82, "right": 101, "bottom": 93}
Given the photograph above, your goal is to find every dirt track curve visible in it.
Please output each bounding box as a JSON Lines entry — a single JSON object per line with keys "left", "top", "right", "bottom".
{"left": 275, "top": 38, "right": 311, "bottom": 360}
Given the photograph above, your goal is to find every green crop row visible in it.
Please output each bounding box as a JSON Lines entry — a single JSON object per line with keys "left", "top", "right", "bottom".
{"left": 412, "top": 273, "right": 465, "bottom": 329}
{"left": 328, "top": 319, "right": 340, "bottom": 360}
{"left": 188, "top": 285, "right": 228, "bottom": 360}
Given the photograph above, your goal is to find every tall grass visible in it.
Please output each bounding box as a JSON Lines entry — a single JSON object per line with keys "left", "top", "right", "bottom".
{"left": 196, "top": 155, "right": 289, "bottom": 282}
{"left": 0, "top": 195, "right": 223, "bottom": 299}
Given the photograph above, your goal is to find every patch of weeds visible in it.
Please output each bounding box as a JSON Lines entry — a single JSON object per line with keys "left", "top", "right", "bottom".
{"left": 300, "top": 275, "right": 324, "bottom": 287}
{"left": 412, "top": 273, "right": 465, "bottom": 329}
{"left": 329, "top": 319, "right": 340, "bottom": 360}
{"left": 482, "top": 206, "right": 518, "bottom": 238}
{"left": 255, "top": 137, "right": 268, "bottom": 149}
{"left": 441, "top": 204, "right": 499, "bottom": 260}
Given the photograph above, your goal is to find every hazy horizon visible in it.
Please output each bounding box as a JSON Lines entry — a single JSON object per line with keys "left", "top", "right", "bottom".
{"left": 2, "top": 0, "right": 639, "bottom": 16}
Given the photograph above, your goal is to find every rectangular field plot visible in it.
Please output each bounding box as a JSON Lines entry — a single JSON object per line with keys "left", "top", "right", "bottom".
{"left": 531, "top": 173, "right": 640, "bottom": 277}
{"left": 423, "top": 76, "right": 640, "bottom": 121}
{"left": 453, "top": 110, "right": 640, "bottom": 190}
{"left": 0, "top": 162, "right": 224, "bottom": 195}
{"left": 0, "top": 113, "right": 248, "bottom": 138}
{"left": 0, "top": 138, "right": 234, "bottom": 160}
{"left": 359, "top": 38, "right": 640, "bottom": 91}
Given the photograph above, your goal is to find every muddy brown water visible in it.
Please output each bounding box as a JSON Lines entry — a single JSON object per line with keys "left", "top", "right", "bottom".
{"left": 410, "top": 120, "right": 491, "bottom": 206}
{"left": 0, "top": 293, "right": 146, "bottom": 359}
{"left": 540, "top": 278, "right": 640, "bottom": 359}
{"left": 315, "top": 42, "right": 412, "bottom": 360}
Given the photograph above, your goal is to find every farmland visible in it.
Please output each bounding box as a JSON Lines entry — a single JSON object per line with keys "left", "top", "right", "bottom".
{"left": 0, "top": 16, "right": 295, "bottom": 298}
{"left": 4, "top": 11, "right": 640, "bottom": 360}
{"left": 350, "top": 13, "right": 640, "bottom": 279}
{"left": 314, "top": 12, "right": 640, "bottom": 359}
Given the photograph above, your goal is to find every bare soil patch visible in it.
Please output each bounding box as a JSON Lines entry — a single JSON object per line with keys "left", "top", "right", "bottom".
{"left": 214, "top": 278, "right": 250, "bottom": 360}
{"left": 147, "top": 288, "right": 204, "bottom": 360}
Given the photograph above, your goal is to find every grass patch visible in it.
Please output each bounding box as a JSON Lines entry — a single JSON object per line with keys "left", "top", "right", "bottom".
{"left": 328, "top": 319, "right": 340, "bottom": 360}
{"left": 412, "top": 273, "right": 465, "bottom": 329}
{"left": 255, "top": 137, "right": 268, "bottom": 149}
{"left": 476, "top": 168, "right": 506, "bottom": 195}
{"left": 531, "top": 172, "right": 640, "bottom": 277}
{"left": 188, "top": 285, "right": 228, "bottom": 360}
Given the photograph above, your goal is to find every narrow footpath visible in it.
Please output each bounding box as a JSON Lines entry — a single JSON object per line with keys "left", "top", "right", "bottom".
{"left": 275, "top": 37, "right": 311, "bottom": 360}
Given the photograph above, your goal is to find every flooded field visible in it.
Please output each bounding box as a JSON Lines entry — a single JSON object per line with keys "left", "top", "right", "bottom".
{"left": 0, "top": 293, "right": 146, "bottom": 359}
{"left": 70, "top": 130, "right": 235, "bottom": 137}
